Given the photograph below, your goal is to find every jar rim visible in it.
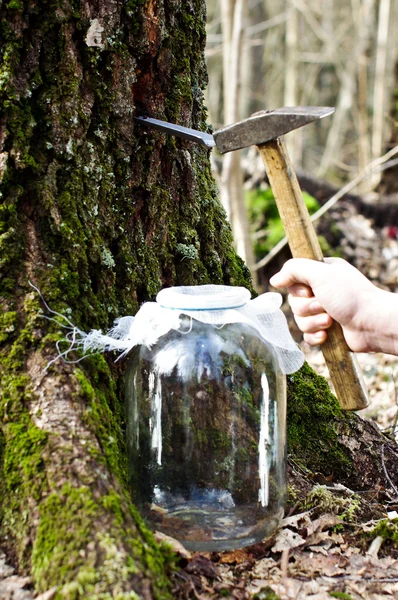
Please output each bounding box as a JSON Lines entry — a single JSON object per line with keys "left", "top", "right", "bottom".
{"left": 156, "top": 284, "right": 251, "bottom": 311}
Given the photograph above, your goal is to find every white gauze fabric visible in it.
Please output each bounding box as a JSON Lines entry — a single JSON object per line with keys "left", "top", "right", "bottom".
{"left": 77, "top": 284, "right": 304, "bottom": 374}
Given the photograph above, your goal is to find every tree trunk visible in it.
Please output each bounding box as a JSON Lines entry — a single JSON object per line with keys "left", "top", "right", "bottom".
{"left": 1, "top": 1, "right": 397, "bottom": 598}
{"left": 0, "top": 0, "right": 250, "bottom": 596}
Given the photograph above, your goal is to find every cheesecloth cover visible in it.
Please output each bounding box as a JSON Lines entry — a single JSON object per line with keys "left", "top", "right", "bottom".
{"left": 77, "top": 284, "right": 304, "bottom": 375}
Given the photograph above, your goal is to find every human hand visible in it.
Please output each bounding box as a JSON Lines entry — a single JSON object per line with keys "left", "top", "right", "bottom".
{"left": 269, "top": 257, "right": 390, "bottom": 353}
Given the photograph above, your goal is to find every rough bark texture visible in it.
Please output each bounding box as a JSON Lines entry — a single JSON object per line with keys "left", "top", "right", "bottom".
{"left": 0, "top": 1, "right": 250, "bottom": 597}
{"left": 0, "top": 1, "right": 397, "bottom": 599}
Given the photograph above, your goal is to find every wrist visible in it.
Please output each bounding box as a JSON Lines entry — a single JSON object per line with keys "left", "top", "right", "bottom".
{"left": 361, "top": 288, "right": 398, "bottom": 354}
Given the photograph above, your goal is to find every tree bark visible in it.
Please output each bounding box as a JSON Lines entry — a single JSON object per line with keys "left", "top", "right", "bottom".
{"left": 1, "top": 1, "right": 398, "bottom": 598}
{"left": 0, "top": 0, "right": 250, "bottom": 596}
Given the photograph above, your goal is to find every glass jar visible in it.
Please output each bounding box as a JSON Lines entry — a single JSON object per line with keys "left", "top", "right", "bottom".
{"left": 124, "top": 285, "right": 302, "bottom": 551}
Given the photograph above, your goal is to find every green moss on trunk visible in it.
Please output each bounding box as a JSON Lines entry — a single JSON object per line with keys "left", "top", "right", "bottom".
{"left": 287, "top": 363, "right": 355, "bottom": 478}
{"left": 31, "top": 485, "right": 175, "bottom": 599}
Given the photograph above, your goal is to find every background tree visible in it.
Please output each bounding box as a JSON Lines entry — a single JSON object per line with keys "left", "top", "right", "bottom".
{"left": 1, "top": 1, "right": 398, "bottom": 598}
{"left": 206, "top": 0, "right": 398, "bottom": 284}
{"left": 206, "top": 0, "right": 398, "bottom": 193}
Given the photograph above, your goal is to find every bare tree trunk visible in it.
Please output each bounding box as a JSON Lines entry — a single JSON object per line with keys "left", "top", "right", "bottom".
{"left": 240, "top": 0, "right": 268, "bottom": 117}
{"left": 284, "top": 1, "right": 302, "bottom": 166}
{"left": 219, "top": 0, "right": 256, "bottom": 276}
{"left": 371, "top": 0, "right": 391, "bottom": 187}
{"left": 318, "top": 0, "right": 375, "bottom": 177}
{"left": 357, "top": 0, "right": 372, "bottom": 190}
{"left": 378, "top": 54, "right": 398, "bottom": 195}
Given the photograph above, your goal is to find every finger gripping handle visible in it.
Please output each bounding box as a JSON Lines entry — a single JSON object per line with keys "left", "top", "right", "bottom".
{"left": 258, "top": 138, "right": 369, "bottom": 410}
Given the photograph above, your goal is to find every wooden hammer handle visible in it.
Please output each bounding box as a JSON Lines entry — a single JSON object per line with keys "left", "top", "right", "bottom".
{"left": 258, "top": 138, "right": 369, "bottom": 411}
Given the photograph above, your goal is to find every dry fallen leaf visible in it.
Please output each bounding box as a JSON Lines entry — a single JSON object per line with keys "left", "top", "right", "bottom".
{"left": 271, "top": 528, "right": 306, "bottom": 552}
{"left": 384, "top": 582, "right": 398, "bottom": 595}
{"left": 290, "top": 551, "right": 348, "bottom": 578}
{"left": 302, "top": 593, "right": 331, "bottom": 600}
{"left": 35, "top": 589, "right": 58, "bottom": 600}
{"left": 185, "top": 555, "right": 219, "bottom": 580}
{"left": 218, "top": 549, "right": 251, "bottom": 565}
{"left": 153, "top": 531, "right": 192, "bottom": 560}
{"left": 0, "top": 576, "right": 33, "bottom": 600}
{"left": 308, "top": 545, "right": 330, "bottom": 556}
{"left": 269, "top": 576, "right": 304, "bottom": 599}
{"left": 251, "top": 557, "right": 279, "bottom": 579}
{"left": 246, "top": 579, "right": 278, "bottom": 597}
{"left": 307, "top": 513, "right": 342, "bottom": 535}
{"left": 280, "top": 511, "right": 313, "bottom": 530}
{"left": 305, "top": 531, "right": 337, "bottom": 550}
{"left": 360, "top": 519, "right": 387, "bottom": 532}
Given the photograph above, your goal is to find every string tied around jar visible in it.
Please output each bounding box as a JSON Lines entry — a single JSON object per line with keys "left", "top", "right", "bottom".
{"left": 47, "top": 284, "right": 304, "bottom": 375}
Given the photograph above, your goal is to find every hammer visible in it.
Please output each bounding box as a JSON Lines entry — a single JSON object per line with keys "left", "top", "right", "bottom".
{"left": 135, "top": 107, "right": 369, "bottom": 411}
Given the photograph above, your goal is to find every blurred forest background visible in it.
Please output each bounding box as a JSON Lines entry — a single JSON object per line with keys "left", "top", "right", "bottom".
{"left": 204, "top": 0, "right": 398, "bottom": 284}
{"left": 204, "top": 0, "right": 398, "bottom": 428}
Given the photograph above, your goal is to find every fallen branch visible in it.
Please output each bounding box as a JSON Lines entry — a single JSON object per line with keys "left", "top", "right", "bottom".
{"left": 381, "top": 444, "right": 398, "bottom": 497}
{"left": 254, "top": 147, "right": 398, "bottom": 271}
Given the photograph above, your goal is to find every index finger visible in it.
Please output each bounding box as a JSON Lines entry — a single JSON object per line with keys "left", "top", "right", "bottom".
{"left": 269, "top": 258, "right": 327, "bottom": 289}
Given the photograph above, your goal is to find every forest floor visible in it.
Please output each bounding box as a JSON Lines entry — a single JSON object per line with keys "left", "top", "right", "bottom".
{"left": 1, "top": 201, "right": 398, "bottom": 599}
{"left": 168, "top": 202, "right": 398, "bottom": 599}
{"left": 167, "top": 336, "right": 398, "bottom": 600}
{"left": 168, "top": 359, "right": 398, "bottom": 599}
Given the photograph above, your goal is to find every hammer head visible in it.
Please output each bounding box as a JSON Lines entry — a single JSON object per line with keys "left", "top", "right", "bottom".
{"left": 213, "top": 106, "right": 335, "bottom": 154}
